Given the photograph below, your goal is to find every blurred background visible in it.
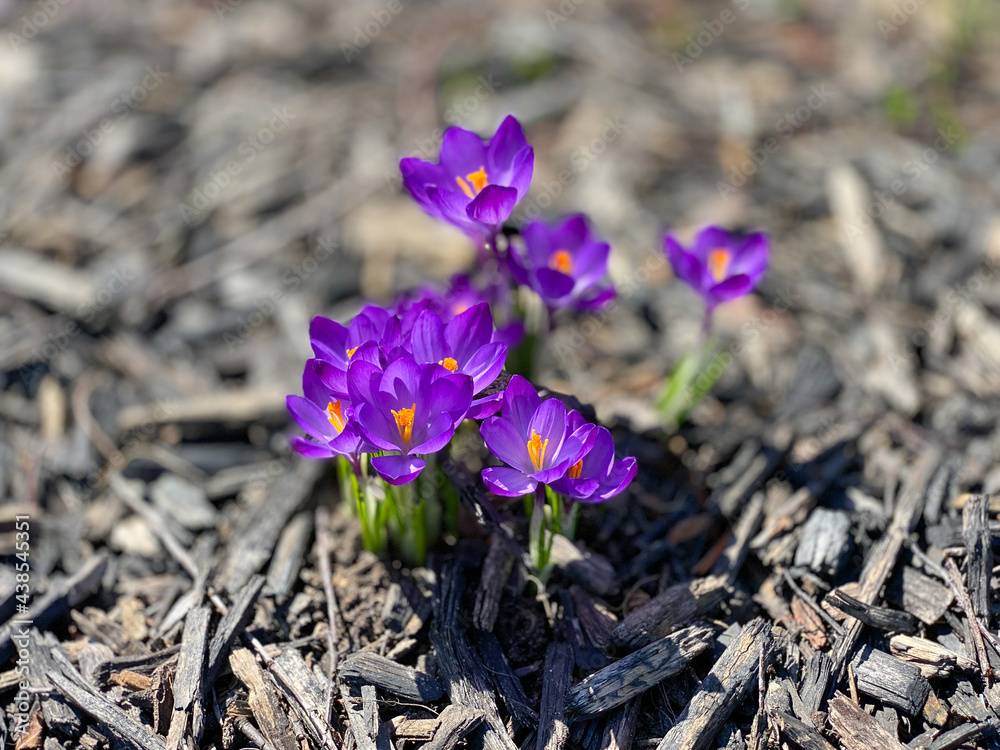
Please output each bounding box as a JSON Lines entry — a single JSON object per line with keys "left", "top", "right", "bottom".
{"left": 2, "top": 0, "right": 1000, "bottom": 493}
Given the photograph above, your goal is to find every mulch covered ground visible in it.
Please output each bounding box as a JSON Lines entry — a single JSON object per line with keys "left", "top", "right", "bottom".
{"left": 3, "top": 0, "right": 1000, "bottom": 748}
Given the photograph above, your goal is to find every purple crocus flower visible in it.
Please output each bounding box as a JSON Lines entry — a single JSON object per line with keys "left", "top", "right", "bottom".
{"left": 411, "top": 303, "right": 507, "bottom": 419}
{"left": 664, "top": 226, "right": 769, "bottom": 314}
{"left": 480, "top": 375, "right": 595, "bottom": 497}
{"left": 286, "top": 359, "right": 367, "bottom": 470}
{"left": 510, "top": 214, "right": 614, "bottom": 311}
{"left": 348, "top": 357, "right": 473, "bottom": 485}
{"left": 549, "top": 411, "right": 637, "bottom": 502}
{"left": 400, "top": 115, "right": 534, "bottom": 242}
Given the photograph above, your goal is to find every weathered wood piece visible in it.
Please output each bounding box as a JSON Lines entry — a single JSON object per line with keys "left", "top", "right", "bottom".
{"left": 655, "top": 618, "right": 771, "bottom": 750}
{"left": 849, "top": 645, "right": 930, "bottom": 715}
{"left": 828, "top": 694, "right": 905, "bottom": 750}
{"left": 612, "top": 575, "right": 728, "bottom": 651}
{"left": 568, "top": 623, "right": 714, "bottom": 717}
{"left": 773, "top": 711, "right": 836, "bottom": 750}
{"left": 537, "top": 642, "right": 573, "bottom": 750}
{"left": 431, "top": 554, "right": 517, "bottom": 750}
{"left": 962, "top": 493, "right": 992, "bottom": 624}
{"left": 711, "top": 491, "right": 766, "bottom": 585}
{"left": 340, "top": 683, "right": 379, "bottom": 750}
{"left": 473, "top": 534, "right": 515, "bottom": 631}
{"left": 27, "top": 632, "right": 81, "bottom": 736}
{"left": 600, "top": 698, "right": 639, "bottom": 750}
{"left": 799, "top": 651, "right": 833, "bottom": 715}
{"left": 708, "top": 443, "right": 785, "bottom": 519}
{"left": 885, "top": 567, "right": 953, "bottom": 626}
{"left": 925, "top": 722, "right": 990, "bottom": 750}
{"left": 825, "top": 589, "right": 917, "bottom": 634}
{"left": 420, "top": 705, "right": 485, "bottom": 750}
{"left": 271, "top": 646, "right": 333, "bottom": 747}
{"left": 889, "top": 634, "right": 976, "bottom": 679}
{"left": 794, "top": 508, "right": 852, "bottom": 578}
{"left": 0, "top": 553, "right": 107, "bottom": 663}
{"left": 265, "top": 510, "right": 313, "bottom": 602}
{"left": 340, "top": 651, "right": 444, "bottom": 701}
{"left": 822, "top": 448, "right": 940, "bottom": 697}
{"left": 549, "top": 535, "right": 617, "bottom": 596}
{"left": 48, "top": 667, "right": 167, "bottom": 750}
{"left": 229, "top": 647, "right": 298, "bottom": 750}
{"left": 204, "top": 575, "right": 265, "bottom": 692}
{"left": 218, "top": 460, "right": 321, "bottom": 594}
{"left": 471, "top": 630, "right": 538, "bottom": 729}
{"left": 165, "top": 605, "right": 210, "bottom": 750}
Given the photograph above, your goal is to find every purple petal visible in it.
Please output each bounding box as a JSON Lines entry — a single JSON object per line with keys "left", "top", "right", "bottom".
{"left": 467, "top": 392, "right": 503, "bottom": 419}
{"left": 552, "top": 214, "right": 590, "bottom": 248}
{"left": 665, "top": 236, "right": 709, "bottom": 294}
{"left": 535, "top": 268, "right": 576, "bottom": 303}
{"left": 411, "top": 309, "right": 448, "bottom": 364}
{"left": 572, "top": 242, "right": 611, "bottom": 289}
{"left": 593, "top": 457, "right": 637, "bottom": 501}
{"left": 482, "top": 466, "right": 537, "bottom": 497}
{"left": 692, "top": 226, "right": 735, "bottom": 263}
{"left": 289, "top": 435, "right": 336, "bottom": 459}
{"left": 520, "top": 221, "right": 554, "bottom": 268}
{"left": 440, "top": 126, "right": 487, "bottom": 177}
{"left": 480, "top": 416, "right": 533, "bottom": 474}
{"left": 372, "top": 454, "right": 426, "bottom": 485}
{"left": 576, "top": 286, "right": 616, "bottom": 311}
{"left": 527, "top": 399, "right": 568, "bottom": 466}
{"left": 379, "top": 357, "right": 422, "bottom": 405}
{"left": 466, "top": 185, "right": 518, "bottom": 227}
{"left": 287, "top": 395, "right": 336, "bottom": 442}
{"left": 346, "top": 360, "right": 383, "bottom": 407}
{"left": 352, "top": 402, "right": 401, "bottom": 452}
{"left": 427, "top": 373, "right": 473, "bottom": 425}
{"left": 410, "top": 412, "right": 457, "bottom": 454}
{"left": 486, "top": 115, "right": 529, "bottom": 171}
{"left": 444, "top": 302, "right": 493, "bottom": 364}
{"left": 730, "top": 232, "right": 769, "bottom": 281}
{"left": 708, "top": 274, "right": 754, "bottom": 305}
{"left": 463, "top": 342, "right": 507, "bottom": 393}
{"left": 502, "top": 375, "right": 540, "bottom": 437}
{"left": 310, "top": 316, "right": 348, "bottom": 364}
{"left": 506, "top": 146, "right": 534, "bottom": 200}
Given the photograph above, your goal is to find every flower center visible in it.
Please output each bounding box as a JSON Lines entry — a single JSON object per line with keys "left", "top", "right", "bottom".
{"left": 567, "top": 459, "right": 583, "bottom": 479}
{"left": 327, "top": 400, "right": 346, "bottom": 433}
{"left": 456, "top": 166, "right": 488, "bottom": 200}
{"left": 527, "top": 430, "right": 549, "bottom": 472}
{"left": 391, "top": 403, "right": 416, "bottom": 446}
{"left": 549, "top": 250, "right": 573, "bottom": 274}
{"left": 708, "top": 248, "right": 731, "bottom": 283}
{"left": 439, "top": 357, "right": 458, "bottom": 373}
{"left": 347, "top": 346, "right": 358, "bottom": 359}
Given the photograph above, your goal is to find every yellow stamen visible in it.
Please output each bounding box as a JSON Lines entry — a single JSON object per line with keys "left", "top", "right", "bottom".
{"left": 708, "top": 249, "right": 731, "bottom": 283}
{"left": 455, "top": 165, "right": 489, "bottom": 199}
{"left": 327, "top": 401, "right": 346, "bottom": 433}
{"left": 527, "top": 430, "right": 549, "bottom": 472}
{"left": 392, "top": 403, "right": 416, "bottom": 445}
{"left": 568, "top": 459, "right": 583, "bottom": 479}
{"left": 439, "top": 357, "right": 458, "bottom": 373}
{"left": 347, "top": 346, "right": 358, "bottom": 359}
{"left": 466, "top": 166, "right": 488, "bottom": 194}
{"left": 549, "top": 250, "right": 573, "bottom": 274}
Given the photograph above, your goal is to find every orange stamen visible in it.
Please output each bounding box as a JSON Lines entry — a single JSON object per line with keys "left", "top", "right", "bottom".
{"left": 347, "top": 346, "right": 358, "bottom": 359}
{"left": 439, "top": 357, "right": 458, "bottom": 373}
{"left": 455, "top": 165, "right": 489, "bottom": 199}
{"left": 549, "top": 250, "right": 573, "bottom": 274}
{"left": 708, "top": 249, "right": 731, "bottom": 283}
{"left": 568, "top": 459, "right": 583, "bottom": 479}
{"left": 327, "top": 401, "right": 346, "bottom": 433}
{"left": 392, "top": 403, "right": 416, "bottom": 445}
{"left": 466, "top": 166, "right": 488, "bottom": 194}
{"left": 527, "top": 430, "right": 549, "bottom": 472}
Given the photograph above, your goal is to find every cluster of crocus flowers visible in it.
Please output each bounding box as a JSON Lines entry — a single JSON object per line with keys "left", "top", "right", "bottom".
{"left": 287, "top": 112, "right": 768, "bottom": 566}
